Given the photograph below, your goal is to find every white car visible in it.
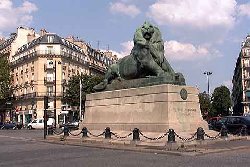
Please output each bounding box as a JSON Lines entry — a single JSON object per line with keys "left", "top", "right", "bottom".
{"left": 27, "top": 118, "right": 54, "bottom": 129}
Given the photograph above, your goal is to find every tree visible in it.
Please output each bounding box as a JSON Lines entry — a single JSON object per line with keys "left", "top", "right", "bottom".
{"left": 0, "top": 55, "right": 12, "bottom": 108}
{"left": 198, "top": 91, "right": 211, "bottom": 119}
{"left": 211, "top": 85, "right": 232, "bottom": 116}
{"left": 63, "top": 74, "right": 103, "bottom": 107}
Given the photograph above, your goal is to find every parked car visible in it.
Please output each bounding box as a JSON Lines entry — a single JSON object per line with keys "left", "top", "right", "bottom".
{"left": 207, "top": 117, "right": 221, "bottom": 130}
{"left": 0, "top": 122, "right": 4, "bottom": 129}
{"left": 27, "top": 118, "right": 54, "bottom": 130}
{"left": 1, "top": 122, "right": 23, "bottom": 130}
{"left": 59, "top": 121, "right": 79, "bottom": 130}
{"left": 213, "top": 116, "right": 250, "bottom": 135}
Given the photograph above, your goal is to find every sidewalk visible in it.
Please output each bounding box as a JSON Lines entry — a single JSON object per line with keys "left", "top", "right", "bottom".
{"left": 44, "top": 129, "right": 250, "bottom": 156}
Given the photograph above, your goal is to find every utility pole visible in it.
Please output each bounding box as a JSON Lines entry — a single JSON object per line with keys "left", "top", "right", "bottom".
{"left": 44, "top": 96, "right": 48, "bottom": 139}
{"left": 54, "top": 61, "right": 57, "bottom": 128}
{"left": 203, "top": 71, "right": 213, "bottom": 95}
{"left": 54, "top": 60, "right": 61, "bottom": 128}
{"left": 79, "top": 78, "right": 82, "bottom": 121}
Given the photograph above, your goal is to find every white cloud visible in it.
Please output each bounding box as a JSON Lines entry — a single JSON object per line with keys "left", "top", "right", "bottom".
{"left": 164, "top": 40, "right": 220, "bottom": 61}
{"left": 238, "top": 3, "right": 250, "bottom": 17}
{"left": 109, "top": 2, "right": 140, "bottom": 18}
{"left": 148, "top": 0, "right": 237, "bottom": 29}
{"left": 110, "top": 41, "right": 134, "bottom": 58}
{"left": 111, "top": 40, "right": 220, "bottom": 62}
{"left": 0, "top": 0, "right": 37, "bottom": 32}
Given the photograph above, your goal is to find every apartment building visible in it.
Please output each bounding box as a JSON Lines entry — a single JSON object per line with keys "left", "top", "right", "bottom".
{"left": 0, "top": 27, "right": 117, "bottom": 124}
{"left": 232, "top": 34, "right": 250, "bottom": 115}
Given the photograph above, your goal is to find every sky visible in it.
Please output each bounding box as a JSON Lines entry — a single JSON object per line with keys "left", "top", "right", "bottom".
{"left": 1, "top": 0, "right": 250, "bottom": 93}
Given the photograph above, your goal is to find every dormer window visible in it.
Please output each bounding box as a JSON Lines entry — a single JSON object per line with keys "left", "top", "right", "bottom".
{"left": 48, "top": 35, "right": 54, "bottom": 43}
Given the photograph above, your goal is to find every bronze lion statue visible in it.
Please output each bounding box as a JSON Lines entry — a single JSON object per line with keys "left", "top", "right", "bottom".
{"left": 94, "top": 21, "right": 185, "bottom": 91}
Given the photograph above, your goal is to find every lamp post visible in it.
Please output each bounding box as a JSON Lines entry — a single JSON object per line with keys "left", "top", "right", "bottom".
{"left": 54, "top": 60, "right": 61, "bottom": 128}
{"left": 79, "top": 78, "right": 82, "bottom": 121}
{"left": 203, "top": 71, "right": 212, "bottom": 95}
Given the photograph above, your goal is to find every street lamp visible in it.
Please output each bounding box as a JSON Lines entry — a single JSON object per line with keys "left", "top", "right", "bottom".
{"left": 203, "top": 71, "right": 212, "bottom": 95}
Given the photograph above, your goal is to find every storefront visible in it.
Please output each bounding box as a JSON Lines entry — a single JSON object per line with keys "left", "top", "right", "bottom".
{"left": 17, "top": 110, "right": 34, "bottom": 126}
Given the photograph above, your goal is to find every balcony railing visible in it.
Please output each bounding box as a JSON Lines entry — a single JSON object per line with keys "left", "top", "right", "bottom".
{"left": 16, "top": 92, "right": 37, "bottom": 100}
{"left": 44, "top": 77, "right": 55, "bottom": 84}
{"left": 15, "top": 92, "right": 63, "bottom": 100}
{"left": 89, "top": 63, "right": 106, "bottom": 73}
{"left": 44, "top": 64, "right": 54, "bottom": 71}
{"left": 46, "top": 92, "right": 55, "bottom": 97}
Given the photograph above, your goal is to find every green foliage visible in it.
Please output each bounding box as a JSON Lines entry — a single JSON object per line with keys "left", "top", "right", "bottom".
{"left": 63, "top": 74, "right": 103, "bottom": 107}
{"left": 0, "top": 56, "right": 11, "bottom": 99}
{"left": 198, "top": 91, "right": 211, "bottom": 118}
{"left": 211, "top": 85, "right": 232, "bottom": 116}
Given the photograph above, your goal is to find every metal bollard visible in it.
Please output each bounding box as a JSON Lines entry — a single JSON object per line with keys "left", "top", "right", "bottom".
{"left": 104, "top": 127, "right": 111, "bottom": 139}
{"left": 167, "top": 129, "right": 175, "bottom": 143}
{"left": 82, "top": 127, "right": 88, "bottom": 138}
{"left": 196, "top": 127, "right": 205, "bottom": 140}
{"left": 220, "top": 125, "right": 228, "bottom": 138}
{"left": 47, "top": 126, "right": 53, "bottom": 135}
{"left": 63, "top": 126, "right": 69, "bottom": 137}
{"left": 241, "top": 125, "right": 247, "bottom": 136}
{"left": 132, "top": 128, "right": 140, "bottom": 141}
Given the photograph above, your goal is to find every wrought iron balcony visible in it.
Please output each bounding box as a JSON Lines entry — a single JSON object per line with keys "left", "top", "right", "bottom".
{"left": 44, "top": 77, "right": 55, "bottom": 84}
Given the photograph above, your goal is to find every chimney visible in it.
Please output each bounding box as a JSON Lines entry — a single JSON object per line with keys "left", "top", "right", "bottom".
{"left": 40, "top": 29, "right": 47, "bottom": 36}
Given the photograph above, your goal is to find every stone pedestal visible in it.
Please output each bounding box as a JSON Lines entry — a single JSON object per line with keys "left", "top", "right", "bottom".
{"left": 81, "top": 84, "right": 207, "bottom": 133}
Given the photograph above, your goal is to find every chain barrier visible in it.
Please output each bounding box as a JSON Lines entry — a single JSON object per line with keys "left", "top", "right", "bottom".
{"left": 111, "top": 132, "right": 132, "bottom": 139}
{"left": 231, "top": 126, "right": 247, "bottom": 136}
{"left": 174, "top": 132, "right": 197, "bottom": 141}
{"left": 204, "top": 132, "right": 221, "bottom": 139}
{"left": 87, "top": 131, "right": 104, "bottom": 137}
{"left": 68, "top": 130, "right": 82, "bottom": 136}
{"left": 139, "top": 131, "right": 168, "bottom": 140}
{"left": 52, "top": 129, "right": 64, "bottom": 135}
{"left": 51, "top": 126, "right": 248, "bottom": 142}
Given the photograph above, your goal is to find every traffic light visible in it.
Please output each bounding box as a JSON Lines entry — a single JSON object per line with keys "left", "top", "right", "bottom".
{"left": 44, "top": 96, "right": 49, "bottom": 109}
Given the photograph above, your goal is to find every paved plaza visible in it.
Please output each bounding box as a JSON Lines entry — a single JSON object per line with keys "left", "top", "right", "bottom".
{"left": 1, "top": 129, "right": 250, "bottom": 167}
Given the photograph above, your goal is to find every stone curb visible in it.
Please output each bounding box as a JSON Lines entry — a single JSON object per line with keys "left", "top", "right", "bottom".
{"left": 41, "top": 135, "right": 250, "bottom": 156}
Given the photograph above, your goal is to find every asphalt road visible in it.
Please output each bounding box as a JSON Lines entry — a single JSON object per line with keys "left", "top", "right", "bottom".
{"left": 1, "top": 129, "right": 250, "bottom": 167}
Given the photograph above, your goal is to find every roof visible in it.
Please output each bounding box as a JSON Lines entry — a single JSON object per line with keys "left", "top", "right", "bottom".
{"left": 242, "top": 35, "right": 250, "bottom": 48}
{"left": 0, "top": 33, "right": 17, "bottom": 50}
{"left": 15, "top": 34, "right": 85, "bottom": 55}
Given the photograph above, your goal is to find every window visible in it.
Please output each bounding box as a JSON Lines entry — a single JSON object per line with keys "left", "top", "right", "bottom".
{"left": 228, "top": 118, "right": 236, "bottom": 124}
{"left": 48, "top": 35, "right": 54, "bottom": 43}
{"left": 39, "top": 119, "right": 43, "bottom": 123}
{"left": 46, "top": 46, "right": 54, "bottom": 54}
{"left": 47, "top": 86, "right": 53, "bottom": 96}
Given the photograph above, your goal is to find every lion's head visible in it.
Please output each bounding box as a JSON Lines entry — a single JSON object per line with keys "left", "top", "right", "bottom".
{"left": 141, "top": 21, "right": 155, "bottom": 40}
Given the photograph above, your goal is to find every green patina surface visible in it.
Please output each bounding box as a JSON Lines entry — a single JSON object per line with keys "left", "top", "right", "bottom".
{"left": 105, "top": 76, "right": 185, "bottom": 91}
{"left": 94, "top": 21, "right": 185, "bottom": 91}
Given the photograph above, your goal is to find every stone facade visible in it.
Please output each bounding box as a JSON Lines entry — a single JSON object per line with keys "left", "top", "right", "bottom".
{"left": 232, "top": 34, "right": 250, "bottom": 115}
{"left": 0, "top": 27, "right": 117, "bottom": 124}
{"left": 82, "top": 84, "right": 207, "bottom": 133}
